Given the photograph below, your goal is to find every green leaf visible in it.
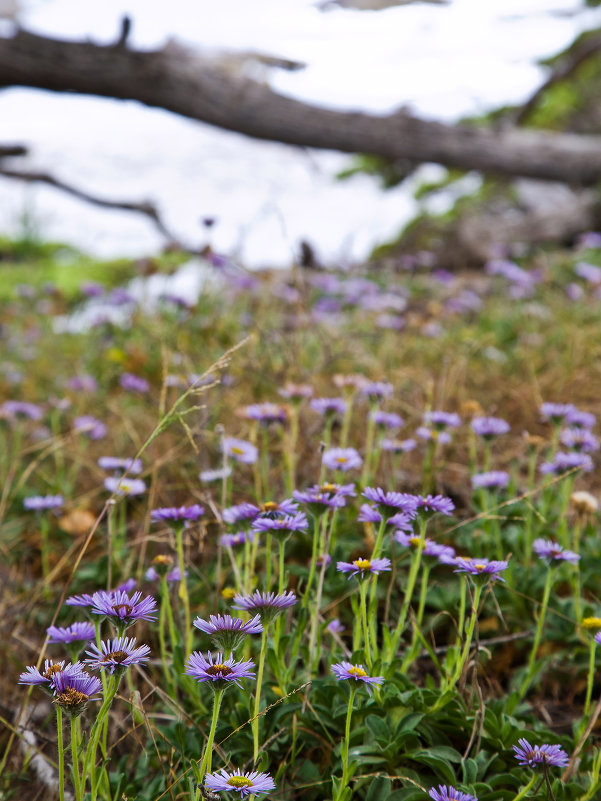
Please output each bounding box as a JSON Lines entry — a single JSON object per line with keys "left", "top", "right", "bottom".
{"left": 462, "top": 757, "right": 478, "bottom": 785}
{"left": 366, "top": 776, "right": 391, "bottom": 801}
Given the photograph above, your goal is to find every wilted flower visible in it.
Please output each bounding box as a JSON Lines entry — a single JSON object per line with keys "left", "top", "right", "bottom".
{"left": 571, "top": 491, "right": 598, "bottom": 515}
{"left": 331, "top": 662, "right": 384, "bottom": 694}
{"left": 513, "top": 738, "right": 569, "bottom": 768}
{"left": 193, "top": 613, "right": 264, "bottom": 651}
{"left": 533, "top": 539, "right": 580, "bottom": 564}
{"left": 223, "top": 437, "right": 258, "bottom": 464}
{"left": 205, "top": 768, "right": 275, "bottom": 797}
{"left": 184, "top": 651, "right": 255, "bottom": 690}
{"left": 322, "top": 447, "right": 362, "bottom": 472}
{"left": 336, "top": 557, "right": 391, "bottom": 579}
{"left": 85, "top": 636, "right": 151, "bottom": 673}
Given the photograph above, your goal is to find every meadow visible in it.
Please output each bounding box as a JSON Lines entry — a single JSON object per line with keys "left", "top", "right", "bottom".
{"left": 2, "top": 234, "right": 601, "bottom": 801}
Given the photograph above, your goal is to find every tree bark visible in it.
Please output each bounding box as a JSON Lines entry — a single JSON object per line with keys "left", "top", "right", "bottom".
{"left": 2, "top": 29, "right": 601, "bottom": 185}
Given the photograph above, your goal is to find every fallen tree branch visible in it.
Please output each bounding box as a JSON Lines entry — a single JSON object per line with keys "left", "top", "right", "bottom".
{"left": 0, "top": 143, "right": 27, "bottom": 158}
{"left": 2, "top": 29, "right": 601, "bottom": 184}
{"left": 0, "top": 166, "right": 196, "bottom": 251}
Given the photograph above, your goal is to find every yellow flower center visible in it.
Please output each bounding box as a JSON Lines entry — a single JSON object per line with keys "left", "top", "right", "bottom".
{"left": 336, "top": 456, "right": 348, "bottom": 463}
{"left": 582, "top": 617, "right": 601, "bottom": 630}
{"left": 353, "top": 559, "right": 371, "bottom": 570}
{"left": 44, "top": 663, "right": 63, "bottom": 679}
{"left": 221, "top": 586, "right": 237, "bottom": 599}
{"left": 474, "top": 563, "right": 486, "bottom": 571}
{"left": 347, "top": 666, "right": 367, "bottom": 678}
{"left": 262, "top": 502, "right": 278, "bottom": 511}
{"left": 227, "top": 777, "right": 253, "bottom": 789}
{"left": 231, "top": 446, "right": 244, "bottom": 455}
{"left": 320, "top": 484, "right": 336, "bottom": 493}
{"left": 409, "top": 536, "right": 421, "bottom": 547}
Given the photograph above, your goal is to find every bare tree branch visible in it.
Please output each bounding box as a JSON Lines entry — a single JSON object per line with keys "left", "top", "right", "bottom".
{"left": 1, "top": 29, "right": 601, "bottom": 185}
{"left": 0, "top": 166, "right": 196, "bottom": 251}
{"left": 0, "top": 143, "right": 27, "bottom": 158}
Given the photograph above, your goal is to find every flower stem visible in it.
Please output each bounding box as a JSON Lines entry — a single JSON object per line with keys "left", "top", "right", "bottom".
{"left": 175, "top": 524, "right": 192, "bottom": 655}
{"left": 337, "top": 687, "right": 356, "bottom": 800}
{"left": 56, "top": 707, "right": 64, "bottom": 801}
{"left": 510, "top": 774, "right": 537, "bottom": 801}
{"left": 252, "top": 629, "right": 269, "bottom": 764}
{"left": 359, "top": 579, "right": 372, "bottom": 668}
{"left": 71, "top": 714, "right": 82, "bottom": 801}
{"left": 519, "top": 567, "right": 554, "bottom": 700}
{"left": 447, "top": 582, "right": 483, "bottom": 691}
{"left": 198, "top": 689, "right": 224, "bottom": 781}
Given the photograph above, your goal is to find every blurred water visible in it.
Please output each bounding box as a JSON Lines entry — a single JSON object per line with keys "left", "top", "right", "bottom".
{"left": 0, "top": 0, "right": 599, "bottom": 266}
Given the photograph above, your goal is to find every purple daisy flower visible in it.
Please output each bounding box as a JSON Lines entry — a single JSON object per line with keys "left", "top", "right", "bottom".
{"left": 119, "top": 373, "right": 149, "bottom": 394}
{"left": 278, "top": 382, "right": 313, "bottom": 402}
{"left": 540, "top": 403, "right": 576, "bottom": 424}
{"left": 471, "top": 471, "right": 510, "bottom": 490}
{"left": 331, "top": 662, "right": 384, "bottom": 694}
{"left": 73, "top": 415, "right": 107, "bottom": 440}
{"left": 293, "top": 483, "right": 355, "bottom": 513}
{"left": 429, "top": 786, "right": 477, "bottom": 801}
{"left": 336, "top": 557, "right": 391, "bottom": 580}
{"left": 415, "top": 494, "right": 455, "bottom": 517}
{"left": 533, "top": 539, "right": 580, "bottom": 564}
{"left": 471, "top": 416, "right": 510, "bottom": 438}
{"left": 327, "top": 618, "right": 345, "bottom": 634}
{"left": 539, "top": 452, "right": 593, "bottom": 475}
{"left": 184, "top": 651, "right": 255, "bottom": 690}
{"left": 310, "top": 397, "right": 347, "bottom": 417}
{"left": 416, "top": 427, "right": 452, "bottom": 444}
{"left": 205, "top": 768, "right": 275, "bottom": 797}
{"left": 257, "top": 499, "right": 299, "bottom": 518}
{"left": 223, "top": 437, "right": 258, "bottom": 464}
{"left": 199, "top": 466, "right": 233, "bottom": 482}
{"left": 1, "top": 401, "right": 43, "bottom": 421}
{"left": 68, "top": 374, "right": 98, "bottom": 392}
{"left": 220, "top": 530, "right": 257, "bottom": 548}
{"left": 193, "top": 613, "right": 264, "bottom": 652}
{"left": 454, "top": 557, "right": 508, "bottom": 583}
{"left": 91, "top": 590, "right": 157, "bottom": 630}
{"left": 361, "top": 381, "right": 394, "bottom": 402}
{"left": 322, "top": 447, "right": 362, "bottom": 472}
{"left": 84, "top": 636, "right": 151, "bottom": 673}
{"left": 232, "top": 590, "right": 297, "bottom": 624}
{"left": 65, "top": 593, "right": 95, "bottom": 609}
{"left": 363, "top": 487, "right": 419, "bottom": 518}
{"left": 560, "top": 427, "right": 599, "bottom": 453}
{"left": 424, "top": 411, "right": 461, "bottom": 430}
{"left": 566, "top": 408, "right": 596, "bottom": 429}
{"left": 381, "top": 437, "right": 416, "bottom": 453}
{"left": 252, "top": 512, "right": 308, "bottom": 537}
{"left": 150, "top": 504, "right": 204, "bottom": 523}
{"left": 98, "top": 456, "right": 143, "bottom": 474}
{"left": 513, "top": 738, "right": 569, "bottom": 768}
{"left": 370, "top": 410, "right": 404, "bottom": 428}
{"left": 23, "top": 495, "right": 64, "bottom": 511}
{"left": 222, "top": 503, "right": 260, "bottom": 525}
{"left": 243, "top": 403, "right": 287, "bottom": 425}
{"left": 51, "top": 671, "right": 103, "bottom": 715}
{"left": 47, "top": 622, "right": 95, "bottom": 645}
{"left": 146, "top": 564, "right": 185, "bottom": 582}
{"left": 393, "top": 531, "right": 455, "bottom": 561}
{"left": 104, "top": 476, "right": 147, "bottom": 496}
{"left": 19, "top": 660, "right": 85, "bottom": 687}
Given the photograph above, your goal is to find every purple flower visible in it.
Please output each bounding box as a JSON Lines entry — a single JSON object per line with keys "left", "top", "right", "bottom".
{"left": 471, "top": 416, "right": 510, "bottom": 438}
{"left": 242, "top": 403, "right": 287, "bottom": 425}
{"left": 91, "top": 590, "right": 157, "bottom": 629}
{"left": 293, "top": 483, "right": 355, "bottom": 513}
{"left": 560, "top": 427, "right": 599, "bottom": 453}
{"left": 336, "top": 557, "right": 391, "bottom": 579}
{"left": 151, "top": 504, "right": 204, "bottom": 523}
{"left": 65, "top": 593, "right": 95, "bottom": 609}
{"left": 19, "top": 660, "right": 85, "bottom": 687}
{"left": 199, "top": 466, "right": 232, "bottom": 482}
{"left": 331, "top": 662, "right": 384, "bottom": 694}
{"left": 85, "top": 636, "right": 151, "bottom": 673}
{"left": 394, "top": 531, "right": 455, "bottom": 562}
{"left": 424, "top": 411, "right": 461, "bottom": 430}
{"left": 223, "top": 437, "right": 258, "bottom": 464}
{"left": 205, "top": 768, "right": 275, "bottom": 797}
{"left": 429, "top": 786, "right": 477, "bottom": 801}
{"left": 52, "top": 671, "right": 103, "bottom": 715}
{"left": 416, "top": 427, "right": 452, "bottom": 444}
{"left": 220, "top": 530, "right": 257, "bottom": 548}
{"left": 67, "top": 374, "right": 98, "bottom": 392}
{"left": 566, "top": 408, "right": 596, "bottom": 429}
{"left": 381, "top": 437, "right": 416, "bottom": 453}
{"left": 370, "top": 410, "right": 403, "bottom": 428}
{"left": 363, "top": 487, "right": 419, "bottom": 517}
{"left": 471, "top": 471, "right": 510, "bottom": 490}
{"left": 540, "top": 403, "right": 576, "bottom": 424}
{"left": 454, "top": 557, "right": 508, "bottom": 583}
{"left": 222, "top": 503, "right": 260, "bottom": 525}
{"left": 415, "top": 494, "right": 455, "bottom": 517}
{"left": 257, "top": 499, "right": 299, "bottom": 518}
{"left": 575, "top": 261, "right": 601, "bottom": 283}
{"left": 98, "top": 457, "right": 143, "bottom": 475}
{"left": 327, "top": 618, "right": 345, "bottom": 634}
{"left": 23, "top": 494, "right": 64, "bottom": 511}
{"left": 539, "top": 452, "right": 593, "bottom": 475}
{"left": 193, "top": 613, "right": 264, "bottom": 651}
{"left": 232, "top": 590, "right": 297, "bottom": 624}
{"left": 1, "top": 401, "right": 43, "bottom": 421}
{"left": 47, "top": 622, "right": 95, "bottom": 645}
{"left": 310, "top": 397, "right": 347, "bottom": 417}
{"left": 146, "top": 565, "right": 184, "bottom": 582}
{"left": 361, "top": 381, "right": 393, "bottom": 401}
{"left": 322, "top": 447, "right": 362, "bottom": 472}
{"left": 533, "top": 539, "right": 580, "bottom": 564}
{"left": 513, "top": 738, "right": 569, "bottom": 768}
{"left": 119, "top": 373, "right": 149, "bottom": 394}
{"left": 252, "top": 512, "right": 308, "bottom": 537}
{"left": 184, "top": 651, "right": 255, "bottom": 690}
{"left": 278, "top": 383, "right": 313, "bottom": 402}
{"left": 104, "top": 476, "right": 147, "bottom": 496}
{"left": 73, "top": 415, "right": 107, "bottom": 440}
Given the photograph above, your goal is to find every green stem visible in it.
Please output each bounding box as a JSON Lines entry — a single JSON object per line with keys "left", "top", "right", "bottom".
{"left": 175, "top": 524, "right": 192, "bottom": 655}
{"left": 71, "top": 715, "right": 82, "bottom": 801}
{"left": 510, "top": 774, "right": 537, "bottom": 801}
{"left": 253, "top": 630, "right": 269, "bottom": 763}
{"left": 278, "top": 538, "right": 287, "bottom": 594}
{"left": 447, "top": 582, "right": 483, "bottom": 690}
{"left": 401, "top": 562, "right": 431, "bottom": 671}
{"left": 360, "top": 407, "right": 377, "bottom": 487}
{"left": 359, "top": 580, "right": 372, "bottom": 668}
{"left": 302, "top": 515, "right": 324, "bottom": 610}
{"left": 584, "top": 639, "right": 597, "bottom": 722}
{"left": 56, "top": 707, "right": 65, "bottom": 801}
{"left": 198, "top": 689, "right": 224, "bottom": 781}
{"left": 338, "top": 688, "right": 356, "bottom": 800}
{"left": 519, "top": 567, "right": 554, "bottom": 700}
